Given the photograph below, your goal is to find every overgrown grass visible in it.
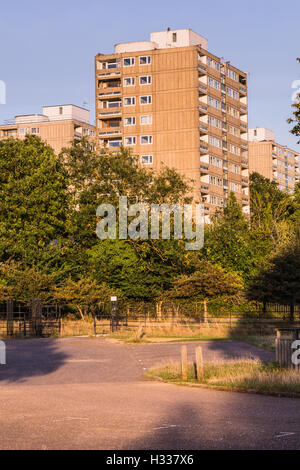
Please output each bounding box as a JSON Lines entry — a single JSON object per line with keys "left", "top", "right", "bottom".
{"left": 148, "top": 360, "right": 300, "bottom": 395}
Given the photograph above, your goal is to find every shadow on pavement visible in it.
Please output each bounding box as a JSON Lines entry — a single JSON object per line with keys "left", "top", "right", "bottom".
{"left": 0, "top": 338, "right": 69, "bottom": 383}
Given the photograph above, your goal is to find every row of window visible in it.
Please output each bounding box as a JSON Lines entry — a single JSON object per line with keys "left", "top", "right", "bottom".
{"left": 208, "top": 77, "right": 220, "bottom": 91}
{"left": 123, "top": 56, "right": 151, "bottom": 67}
{"left": 124, "top": 76, "right": 152, "bottom": 86}
{"left": 124, "top": 115, "right": 152, "bottom": 126}
{"left": 19, "top": 127, "right": 40, "bottom": 135}
{"left": 226, "top": 69, "right": 238, "bottom": 82}
{"left": 123, "top": 135, "right": 153, "bottom": 146}
{"left": 123, "top": 95, "right": 152, "bottom": 106}
{"left": 207, "top": 136, "right": 241, "bottom": 155}
{"left": 207, "top": 57, "right": 220, "bottom": 71}
{"left": 226, "top": 87, "right": 239, "bottom": 100}
{"left": 208, "top": 155, "right": 241, "bottom": 174}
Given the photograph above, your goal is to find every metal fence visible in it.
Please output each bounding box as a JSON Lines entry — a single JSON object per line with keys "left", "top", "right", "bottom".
{"left": 0, "top": 299, "right": 61, "bottom": 338}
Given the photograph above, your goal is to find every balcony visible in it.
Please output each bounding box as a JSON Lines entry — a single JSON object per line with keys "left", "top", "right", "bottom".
{"left": 199, "top": 104, "right": 208, "bottom": 115}
{"left": 98, "top": 91, "right": 121, "bottom": 99}
{"left": 199, "top": 84, "right": 207, "bottom": 95}
{"left": 99, "top": 110, "right": 122, "bottom": 117}
{"left": 99, "top": 130, "right": 122, "bottom": 137}
{"left": 200, "top": 164, "right": 209, "bottom": 173}
{"left": 240, "top": 105, "right": 248, "bottom": 115}
{"left": 199, "top": 123, "right": 208, "bottom": 134}
{"left": 201, "top": 185, "right": 210, "bottom": 193}
{"left": 241, "top": 159, "right": 248, "bottom": 168}
{"left": 198, "top": 64, "right": 207, "bottom": 76}
{"left": 200, "top": 143, "right": 209, "bottom": 153}
{"left": 98, "top": 71, "right": 121, "bottom": 79}
{"left": 239, "top": 86, "right": 247, "bottom": 95}
{"left": 242, "top": 177, "right": 249, "bottom": 186}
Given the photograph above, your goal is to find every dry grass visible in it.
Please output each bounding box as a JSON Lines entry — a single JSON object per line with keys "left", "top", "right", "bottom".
{"left": 60, "top": 319, "right": 95, "bottom": 337}
{"left": 148, "top": 360, "right": 300, "bottom": 395}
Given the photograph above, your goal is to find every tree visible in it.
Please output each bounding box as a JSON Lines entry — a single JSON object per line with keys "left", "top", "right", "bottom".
{"left": 0, "top": 262, "right": 56, "bottom": 304}
{"left": 202, "top": 193, "right": 255, "bottom": 280}
{"left": 288, "top": 58, "right": 300, "bottom": 143}
{"left": 167, "top": 260, "right": 244, "bottom": 321}
{"left": 0, "top": 136, "right": 69, "bottom": 264}
{"left": 54, "top": 278, "right": 114, "bottom": 319}
{"left": 248, "top": 239, "right": 300, "bottom": 321}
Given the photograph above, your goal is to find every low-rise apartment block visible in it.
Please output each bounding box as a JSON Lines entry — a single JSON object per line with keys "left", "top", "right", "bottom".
{"left": 95, "top": 28, "right": 250, "bottom": 219}
{"left": 248, "top": 128, "right": 299, "bottom": 192}
{"left": 0, "top": 104, "right": 95, "bottom": 154}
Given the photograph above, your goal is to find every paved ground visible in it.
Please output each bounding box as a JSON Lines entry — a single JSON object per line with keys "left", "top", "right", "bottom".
{"left": 0, "top": 337, "right": 300, "bottom": 450}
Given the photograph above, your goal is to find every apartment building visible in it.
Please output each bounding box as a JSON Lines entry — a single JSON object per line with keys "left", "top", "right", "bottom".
{"left": 248, "top": 128, "right": 299, "bottom": 192}
{"left": 0, "top": 104, "right": 95, "bottom": 154}
{"left": 95, "top": 28, "right": 250, "bottom": 219}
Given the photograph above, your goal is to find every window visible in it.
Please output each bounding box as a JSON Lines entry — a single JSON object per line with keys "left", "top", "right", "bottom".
{"left": 228, "top": 125, "right": 240, "bottom": 137}
{"left": 208, "top": 96, "right": 221, "bottom": 110}
{"left": 139, "top": 76, "right": 152, "bottom": 85}
{"left": 123, "top": 57, "right": 135, "bottom": 67}
{"left": 209, "top": 136, "right": 222, "bottom": 148}
{"left": 124, "top": 136, "right": 136, "bottom": 146}
{"left": 210, "top": 176, "right": 223, "bottom": 187}
{"left": 227, "top": 87, "right": 239, "bottom": 100}
{"left": 31, "top": 127, "right": 40, "bottom": 134}
{"left": 141, "top": 135, "right": 153, "bottom": 145}
{"left": 108, "top": 139, "right": 122, "bottom": 148}
{"left": 140, "top": 115, "right": 152, "bottom": 125}
{"left": 124, "top": 117, "right": 136, "bottom": 126}
{"left": 140, "top": 95, "right": 152, "bottom": 105}
{"left": 172, "top": 33, "right": 177, "bottom": 43}
{"left": 209, "top": 155, "right": 222, "bottom": 168}
{"left": 210, "top": 195, "right": 224, "bottom": 206}
{"left": 123, "top": 77, "right": 135, "bottom": 86}
{"left": 228, "top": 162, "right": 241, "bottom": 174}
{"left": 226, "top": 69, "right": 238, "bottom": 81}
{"left": 19, "top": 128, "right": 28, "bottom": 135}
{"left": 227, "top": 105, "right": 240, "bottom": 119}
{"left": 139, "top": 56, "right": 151, "bottom": 65}
{"left": 59, "top": 107, "right": 63, "bottom": 115}
{"left": 207, "top": 57, "right": 220, "bottom": 71}
{"left": 208, "top": 77, "right": 220, "bottom": 90}
{"left": 141, "top": 155, "right": 153, "bottom": 165}
{"left": 208, "top": 116, "right": 221, "bottom": 129}
{"left": 106, "top": 100, "right": 121, "bottom": 108}
{"left": 229, "top": 182, "right": 241, "bottom": 193}
{"left": 229, "top": 144, "right": 240, "bottom": 155}
{"left": 124, "top": 97, "right": 136, "bottom": 106}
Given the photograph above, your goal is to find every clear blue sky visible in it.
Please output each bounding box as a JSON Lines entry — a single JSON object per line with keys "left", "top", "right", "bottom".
{"left": 0, "top": 0, "right": 299, "bottom": 150}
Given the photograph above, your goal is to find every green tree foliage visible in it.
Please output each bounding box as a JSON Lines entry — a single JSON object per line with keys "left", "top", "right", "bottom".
{"left": 201, "top": 193, "right": 255, "bottom": 279}
{"left": 248, "top": 239, "right": 300, "bottom": 320}
{"left": 0, "top": 136, "right": 69, "bottom": 264}
{"left": 54, "top": 278, "right": 114, "bottom": 319}
{"left": 288, "top": 58, "right": 300, "bottom": 143}
{"left": 0, "top": 262, "right": 56, "bottom": 304}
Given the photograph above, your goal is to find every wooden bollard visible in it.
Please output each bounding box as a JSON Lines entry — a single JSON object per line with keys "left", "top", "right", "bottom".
{"left": 181, "top": 346, "right": 188, "bottom": 381}
{"left": 136, "top": 325, "right": 144, "bottom": 341}
{"left": 195, "top": 346, "right": 204, "bottom": 381}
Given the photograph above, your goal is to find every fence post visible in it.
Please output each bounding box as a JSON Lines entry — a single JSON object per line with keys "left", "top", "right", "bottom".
{"left": 6, "top": 299, "right": 14, "bottom": 337}
{"left": 195, "top": 346, "right": 204, "bottom": 381}
{"left": 31, "top": 298, "right": 42, "bottom": 337}
{"left": 181, "top": 346, "right": 188, "bottom": 381}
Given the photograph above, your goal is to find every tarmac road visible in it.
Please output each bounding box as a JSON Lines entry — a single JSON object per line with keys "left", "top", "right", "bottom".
{"left": 0, "top": 337, "right": 300, "bottom": 450}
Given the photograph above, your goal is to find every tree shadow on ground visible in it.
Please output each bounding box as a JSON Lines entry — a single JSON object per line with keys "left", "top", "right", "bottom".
{"left": 0, "top": 338, "right": 69, "bottom": 383}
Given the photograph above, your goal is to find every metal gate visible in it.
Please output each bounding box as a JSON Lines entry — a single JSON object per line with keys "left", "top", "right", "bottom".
{"left": 0, "top": 299, "right": 61, "bottom": 338}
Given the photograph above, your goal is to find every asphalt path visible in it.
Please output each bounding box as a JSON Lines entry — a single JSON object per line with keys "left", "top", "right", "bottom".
{"left": 0, "top": 337, "right": 300, "bottom": 450}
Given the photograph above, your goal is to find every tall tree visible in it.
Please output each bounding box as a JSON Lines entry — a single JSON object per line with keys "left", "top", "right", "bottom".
{"left": 248, "top": 238, "right": 300, "bottom": 321}
{"left": 288, "top": 58, "right": 300, "bottom": 143}
{"left": 0, "top": 136, "right": 69, "bottom": 264}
